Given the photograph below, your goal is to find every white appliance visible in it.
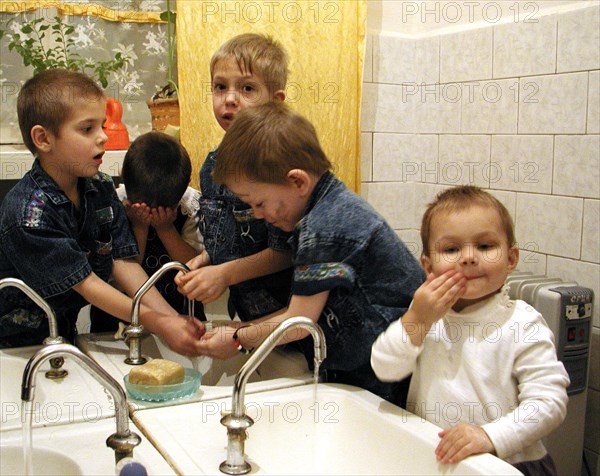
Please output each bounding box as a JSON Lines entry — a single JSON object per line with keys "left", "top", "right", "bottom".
{"left": 506, "top": 273, "right": 594, "bottom": 476}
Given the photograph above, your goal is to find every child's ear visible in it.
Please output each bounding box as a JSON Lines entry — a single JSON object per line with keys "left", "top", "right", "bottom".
{"left": 286, "top": 169, "right": 311, "bottom": 195}
{"left": 420, "top": 254, "right": 433, "bottom": 274}
{"left": 273, "top": 89, "right": 285, "bottom": 102}
{"left": 31, "top": 125, "right": 52, "bottom": 153}
{"left": 507, "top": 245, "right": 519, "bottom": 273}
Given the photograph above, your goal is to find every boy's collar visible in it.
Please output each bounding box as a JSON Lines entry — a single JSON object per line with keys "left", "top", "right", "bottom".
{"left": 30, "top": 159, "right": 99, "bottom": 205}
{"left": 303, "top": 171, "right": 337, "bottom": 214}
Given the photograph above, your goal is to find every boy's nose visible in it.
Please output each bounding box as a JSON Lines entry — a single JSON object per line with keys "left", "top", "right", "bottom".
{"left": 225, "top": 90, "right": 239, "bottom": 105}
{"left": 460, "top": 246, "right": 478, "bottom": 265}
{"left": 98, "top": 129, "right": 108, "bottom": 145}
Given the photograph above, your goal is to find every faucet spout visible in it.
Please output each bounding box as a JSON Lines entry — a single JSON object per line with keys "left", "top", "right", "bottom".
{"left": 22, "top": 343, "right": 142, "bottom": 464}
{"left": 219, "top": 316, "right": 327, "bottom": 475}
{"left": 0, "top": 278, "right": 67, "bottom": 378}
{"left": 124, "top": 261, "right": 194, "bottom": 365}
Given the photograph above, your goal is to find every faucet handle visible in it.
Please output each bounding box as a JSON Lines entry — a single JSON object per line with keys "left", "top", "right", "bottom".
{"left": 106, "top": 430, "right": 143, "bottom": 464}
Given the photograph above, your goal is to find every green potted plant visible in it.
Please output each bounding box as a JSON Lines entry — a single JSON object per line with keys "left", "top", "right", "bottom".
{"left": 1, "top": 15, "right": 128, "bottom": 88}
{"left": 1, "top": 14, "right": 131, "bottom": 149}
{"left": 146, "top": 0, "right": 180, "bottom": 133}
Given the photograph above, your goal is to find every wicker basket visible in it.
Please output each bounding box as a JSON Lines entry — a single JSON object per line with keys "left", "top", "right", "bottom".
{"left": 146, "top": 97, "right": 180, "bottom": 132}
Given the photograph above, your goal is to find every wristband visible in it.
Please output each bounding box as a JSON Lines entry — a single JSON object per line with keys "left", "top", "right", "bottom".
{"left": 232, "top": 325, "right": 254, "bottom": 355}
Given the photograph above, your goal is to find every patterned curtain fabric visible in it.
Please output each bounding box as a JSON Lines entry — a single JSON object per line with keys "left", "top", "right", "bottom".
{"left": 178, "top": 0, "right": 366, "bottom": 192}
{"left": 0, "top": 0, "right": 172, "bottom": 143}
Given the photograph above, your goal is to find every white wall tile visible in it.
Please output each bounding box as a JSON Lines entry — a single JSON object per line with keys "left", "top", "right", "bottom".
{"left": 372, "top": 133, "right": 438, "bottom": 183}
{"left": 438, "top": 135, "right": 490, "bottom": 187}
{"left": 547, "top": 256, "right": 600, "bottom": 327}
{"left": 582, "top": 199, "right": 600, "bottom": 263}
{"left": 493, "top": 15, "right": 557, "bottom": 78}
{"left": 361, "top": 182, "right": 417, "bottom": 229}
{"left": 414, "top": 84, "right": 462, "bottom": 133}
{"left": 461, "top": 79, "right": 519, "bottom": 133}
{"left": 491, "top": 135, "right": 553, "bottom": 193}
{"left": 440, "top": 28, "right": 492, "bottom": 83}
{"left": 516, "top": 193, "right": 583, "bottom": 259}
{"left": 361, "top": 82, "right": 416, "bottom": 133}
{"left": 519, "top": 73, "right": 588, "bottom": 134}
{"left": 514, "top": 250, "right": 547, "bottom": 276}
{"left": 363, "top": 34, "right": 373, "bottom": 83}
{"left": 413, "top": 181, "right": 448, "bottom": 224}
{"left": 557, "top": 5, "right": 600, "bottom": 73}
{"left": 374, "top": 34, "right": 439, "bottom": 85}
{"left": 360, "top": 132, "right": 373, "bottom": 182}
{"left": 589, "top": 71, "right": 600, "bottom": 134}
{"left": 554, "top": 135, "right": 600, "bottom": 198}
{"left": 397, "top": 229, "right": 422, "bottom": 260}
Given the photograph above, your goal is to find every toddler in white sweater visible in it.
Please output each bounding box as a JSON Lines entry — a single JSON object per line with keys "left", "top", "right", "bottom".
{"left": 371, "top": 186, "right": 569, "bottom": 476}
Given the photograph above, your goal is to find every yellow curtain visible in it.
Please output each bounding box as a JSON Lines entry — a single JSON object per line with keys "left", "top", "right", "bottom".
{"left": 0, "top": 1, "right": 162, "bottom": 22}
{"left": 178, "top": 0, "right": 365, "bottom": 192}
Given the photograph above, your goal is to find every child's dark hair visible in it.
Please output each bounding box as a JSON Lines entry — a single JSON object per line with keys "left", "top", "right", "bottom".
{"left": 421, "top": 185, "right": 516, "bottom": 257}
{"left": 213, "top": 102, "right": 331, "bottom": 185}
{"left": 17, "top": 69, "right": 104, "bottom": 154}
{"left": 121, "top": 132, "right": 191, "bottom": 208}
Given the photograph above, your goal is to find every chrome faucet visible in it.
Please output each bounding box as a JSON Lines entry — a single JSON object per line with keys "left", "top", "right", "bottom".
{"left": 0, "top": 277, "right": 67, "bottom": 378}
{"left": 22, "top": 343, "right": 142, "bottom": 464}
{"left": 219, "top": 316, "right": 327, "bottom": 475}
{"left": 124, "top": 261, "right": 194, "bottom": 365}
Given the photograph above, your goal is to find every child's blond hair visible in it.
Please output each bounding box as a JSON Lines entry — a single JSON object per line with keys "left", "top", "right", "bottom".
{"left": 421, "top": 186, "right": 516, "bottom": 257}
{"left": 210, "top": 33, "right": 288, "bottom": 93}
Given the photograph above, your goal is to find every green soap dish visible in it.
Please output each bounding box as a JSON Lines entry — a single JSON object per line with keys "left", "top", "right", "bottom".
{"left": 124, "top": 368, "right": 202, "bottom": 402}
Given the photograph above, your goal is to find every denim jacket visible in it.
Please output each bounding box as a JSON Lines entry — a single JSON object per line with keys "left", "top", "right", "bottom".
{"left": 0, "top": 159, "right": 138, "bottom": 346}
{"left": 199, "top": 149, "right": 292, "bottom": 321}
{"left": 289, "top": 172, "right": 425, "bottom": 372}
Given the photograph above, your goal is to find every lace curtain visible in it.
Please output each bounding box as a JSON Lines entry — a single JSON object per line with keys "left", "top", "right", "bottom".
{"left": 0, "top": 1, "right": 174, "bottom": 144}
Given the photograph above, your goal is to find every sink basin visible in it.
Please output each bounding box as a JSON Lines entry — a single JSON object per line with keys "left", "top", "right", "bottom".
{"left": 0, "top": 417, "right": 175, "bottom": 475}
{"left": 0, "top": 346, "right": 115, "bottom": 431}
{"left": 76, "top": 331, "right": 312, "bottom": 408}
{"left": 132, "top": 383, "right": 522, "bottom": 475}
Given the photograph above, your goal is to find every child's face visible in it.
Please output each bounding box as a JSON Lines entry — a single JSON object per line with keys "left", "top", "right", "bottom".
{"left": 41, "top": 96, "right": 108, "bottom": 179}
{"left": 421, "top": 205, "right": 518, "bottom": 309}
{"left": 226, "top": 175, "right": 307, "bottom": 232}
{"left": 211, "top": 56, "right": 284, "bottom": 131}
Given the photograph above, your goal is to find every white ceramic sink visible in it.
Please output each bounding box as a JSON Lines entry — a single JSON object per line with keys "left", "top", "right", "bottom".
{"left": 0, "top": 345, "right": 115, "bottom": 431}
{"left": 76, "top": 331, "right": 313, "bottom": 408}
{"left": 132, "top": 383, "right": 522, "bottom": 475}
{"left": 0, "top": 417, "right": 175, "bottom": 475}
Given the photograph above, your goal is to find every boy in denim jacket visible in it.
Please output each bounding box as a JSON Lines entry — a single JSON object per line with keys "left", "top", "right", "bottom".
{"left": 195, "top": 102, "right": 425, "bottom": 405}
{"left": 0, "top": 69, "right": 204, "bottom": 352}
{"left": 176, "top": 34, "right": 293, "bottom": 322}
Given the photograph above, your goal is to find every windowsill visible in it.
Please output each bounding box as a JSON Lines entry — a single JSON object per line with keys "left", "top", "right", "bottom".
{"left": 0, "top": 144, "right": 126, "bottom": 180}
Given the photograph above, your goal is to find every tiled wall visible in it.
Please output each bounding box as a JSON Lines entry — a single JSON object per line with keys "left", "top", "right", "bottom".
{"left": 360, "top": 4, "right": 599, "bottom": 474}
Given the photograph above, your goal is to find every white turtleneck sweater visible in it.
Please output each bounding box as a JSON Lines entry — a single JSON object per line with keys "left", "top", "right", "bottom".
{"left": 371, "top": 287, "right": 570, "bottom": 465}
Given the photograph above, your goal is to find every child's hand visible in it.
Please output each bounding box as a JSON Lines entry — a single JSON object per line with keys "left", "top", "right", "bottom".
{"left": 411, "top": 270, "right": 466, "bottom": 328}
{"left": 195, "top": 325, "right": 240, "bottom": 359}
{"left": 153, "top": 314, "right": 206, "bottom": 356}
{"left": 435, "top": 423, "right": 495, "bottom": 464}
{"left": 123, "top": 200, "right": 152, "bottom": 225}
{"left": 148, "top": 206, "right": 177, "bottom": 231}
{"left": 176, "top": 265, "right": 229, "bottom": 303}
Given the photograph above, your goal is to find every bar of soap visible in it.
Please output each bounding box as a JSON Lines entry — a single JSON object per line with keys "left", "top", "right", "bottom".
{"left": 128, "top": 359, "right": 184, "bottom": 386}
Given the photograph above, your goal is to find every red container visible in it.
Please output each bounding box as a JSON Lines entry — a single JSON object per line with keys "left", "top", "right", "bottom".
{"left": 104, "top": 98, "right": 129, "bottom": 150}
